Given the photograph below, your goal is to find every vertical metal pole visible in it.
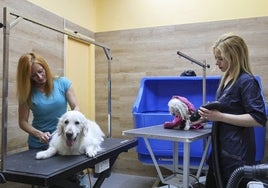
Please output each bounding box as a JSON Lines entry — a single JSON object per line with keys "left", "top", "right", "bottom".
{"left": 1, "top": 7, "right": 10, "bottom": 172}
{"left": 202, "top": 60, "right": 207, "bottom": 105}
{"left": 103, "top": 48, "right": 112, "bottom": 138}
{"left": 173, "top": 141, "right": 178, "bottom": 174}
{"left": 183, "top": 142, "right": 190, "bottom": 188}
{"left": 202, "top": 60, "right": 208, "bottom": 175}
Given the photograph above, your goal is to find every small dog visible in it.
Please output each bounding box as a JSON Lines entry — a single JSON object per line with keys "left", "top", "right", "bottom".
{"left": 164, "top": 96, "right": 202, "bottom": 130}
{"left": 36, "top": 111, "right": 104, "bottom": 159}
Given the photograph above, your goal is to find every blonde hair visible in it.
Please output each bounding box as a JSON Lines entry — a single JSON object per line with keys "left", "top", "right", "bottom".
{"left": 213, "top": 33, "right": 253, "bottom": 90}
{"left": 16, "top": 52, "right": 54, "bottom": 106}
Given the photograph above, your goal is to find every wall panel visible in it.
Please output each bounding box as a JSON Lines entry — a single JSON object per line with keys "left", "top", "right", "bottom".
{"left": 0, "top": 0, "right": 96, "bottom": 154}
{"left": 0, "top": 0, "right": 65, "bottom": 152}
{"left": 95, "top": 16, "right": 268, "bottom": 175}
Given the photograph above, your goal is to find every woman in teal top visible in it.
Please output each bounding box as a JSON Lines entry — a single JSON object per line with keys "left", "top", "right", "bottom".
{"left": 16, "top": 52, "right": 79, "bottom": 149}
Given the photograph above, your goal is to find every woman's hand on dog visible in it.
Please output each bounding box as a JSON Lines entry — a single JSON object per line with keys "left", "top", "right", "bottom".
{"left": 38, "top": 131, "right": 51, "bottom": 144}
{"left": 198, "top": 107, "right": 221, "bottom": 122}
{"left": 190, "top": 118, "right": 204, "bottom": 125}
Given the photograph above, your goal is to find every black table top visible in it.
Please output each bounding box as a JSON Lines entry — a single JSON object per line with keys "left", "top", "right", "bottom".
{"left": 1, "top": 137, "right": 137, "bottom": 186}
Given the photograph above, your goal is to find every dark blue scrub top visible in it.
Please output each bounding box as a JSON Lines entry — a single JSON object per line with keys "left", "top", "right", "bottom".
{"left": 212, "top": 72, "right": 267, "bottom": 179}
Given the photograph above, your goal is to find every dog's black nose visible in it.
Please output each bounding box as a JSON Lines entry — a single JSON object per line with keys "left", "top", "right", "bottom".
{"left": 66, "top": 132, "right": 73, "bottom": 139}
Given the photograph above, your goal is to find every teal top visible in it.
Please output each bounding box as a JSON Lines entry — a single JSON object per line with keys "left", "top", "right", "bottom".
{"left": 28, "top": 77, "right": 71, "bottom": 149}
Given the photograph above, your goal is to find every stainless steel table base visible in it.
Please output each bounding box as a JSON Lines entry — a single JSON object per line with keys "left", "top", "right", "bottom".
{"left": 123, "top": 125, "right": 211, "bottom": 188}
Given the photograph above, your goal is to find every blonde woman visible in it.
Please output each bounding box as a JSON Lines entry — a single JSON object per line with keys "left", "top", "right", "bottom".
{"left": 198, "top": 34, "right": 267, "bottom": 187}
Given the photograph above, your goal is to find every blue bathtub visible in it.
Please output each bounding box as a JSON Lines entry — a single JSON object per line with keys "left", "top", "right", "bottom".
{"left": 132, "top": 76, "right": 267, "bottom": 166}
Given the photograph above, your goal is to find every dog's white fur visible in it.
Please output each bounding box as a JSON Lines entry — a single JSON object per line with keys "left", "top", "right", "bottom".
{"left": 168, "top": 98, "right": 191, "bottom": 130}
{"left": 36, "top": 111, "right": 104, "bottom": 159}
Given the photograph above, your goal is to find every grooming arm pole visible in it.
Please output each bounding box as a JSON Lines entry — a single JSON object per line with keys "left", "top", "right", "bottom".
{"left": 10, "top": 7, "right": 113, "bottom": 136}
{"left": 177, "top": 51, "right": 211, "bottom": 170}
{"left": 177, "top": 51, "right": 210, "bottom": 105}
{"left": 202, "top": 60, "right": 208, "bottom": 105}
{"left": 1, "top": 7, "right": 113, "bottom": 173}
{"left": 103, "top": 48, "right": 113, "bottom": 138}
{"left": 1, "top": 7, "right": 10, "bottom": 173}
{"left": 8, "top": 8, "right": 108, "bottom": 50}
{"left": 1, "top": 8, "right": 28, "bottom": 173}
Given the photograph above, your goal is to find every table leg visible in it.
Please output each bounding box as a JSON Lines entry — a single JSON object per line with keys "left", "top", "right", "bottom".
{"left": 143, "top": 138, "right": 165, "bottom": 182}
{"left": 196, "top": 136, "right": 211, "bottom": 178}
{"left": 173, "top": 141, "right": 179, "bottom": 174}
{"left": 183, "top": 142, "right": 190, "bottom": 188}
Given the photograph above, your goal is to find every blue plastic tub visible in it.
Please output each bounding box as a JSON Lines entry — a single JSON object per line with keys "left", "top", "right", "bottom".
{"left": 132, "top": 76, "right": 267, "bottom": 166}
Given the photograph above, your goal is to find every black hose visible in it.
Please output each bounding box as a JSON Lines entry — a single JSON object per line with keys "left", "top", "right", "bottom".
{"left": 211, "top": 122, "right": 223, "bottom": 188}
{"left": 226, "top": 164, "right": 268, "bottom": 188}
{"left": 191, "top": 101, "right": 224, "bottom": 187}
{"left": 226, "top": 166, "right": 244, "bottom": 188}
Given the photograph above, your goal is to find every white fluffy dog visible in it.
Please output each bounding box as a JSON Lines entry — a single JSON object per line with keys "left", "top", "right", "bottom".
{"left": 36, "top": 111, "right": 104, "bottom": 159}
{"left": 164, "top": 96, "right": 204, "bottom": 130}
{"left": 168, "top": 98, "right": 189, "bottom": 121}
{"left": 168, "top": 97, "right": 191, "bottom": 130}
{"left": 164, "top": 96, "right": 200, "bottom": 130}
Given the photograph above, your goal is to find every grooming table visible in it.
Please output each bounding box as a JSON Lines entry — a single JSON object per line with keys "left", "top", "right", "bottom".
{"left": 123, "top": 125, "right": 211, "bottom": 188}
{"left": 0, "top": 137, "right": 137, "bottom": 188}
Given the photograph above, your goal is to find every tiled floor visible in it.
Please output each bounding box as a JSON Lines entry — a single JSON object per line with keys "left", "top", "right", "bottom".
{"left": 2, "top": 172, "right": 157, "bottom": 188}
{"left": 1, "top": 172, "right": 208, "bottom": 188}
{"left": 90, "top": 172, "right": 157, "bottom": 188}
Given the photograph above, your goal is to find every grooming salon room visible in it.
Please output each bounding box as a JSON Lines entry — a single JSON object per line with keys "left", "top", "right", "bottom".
{"left": 1, "top": 0, "right": 268, "bottom": 188}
